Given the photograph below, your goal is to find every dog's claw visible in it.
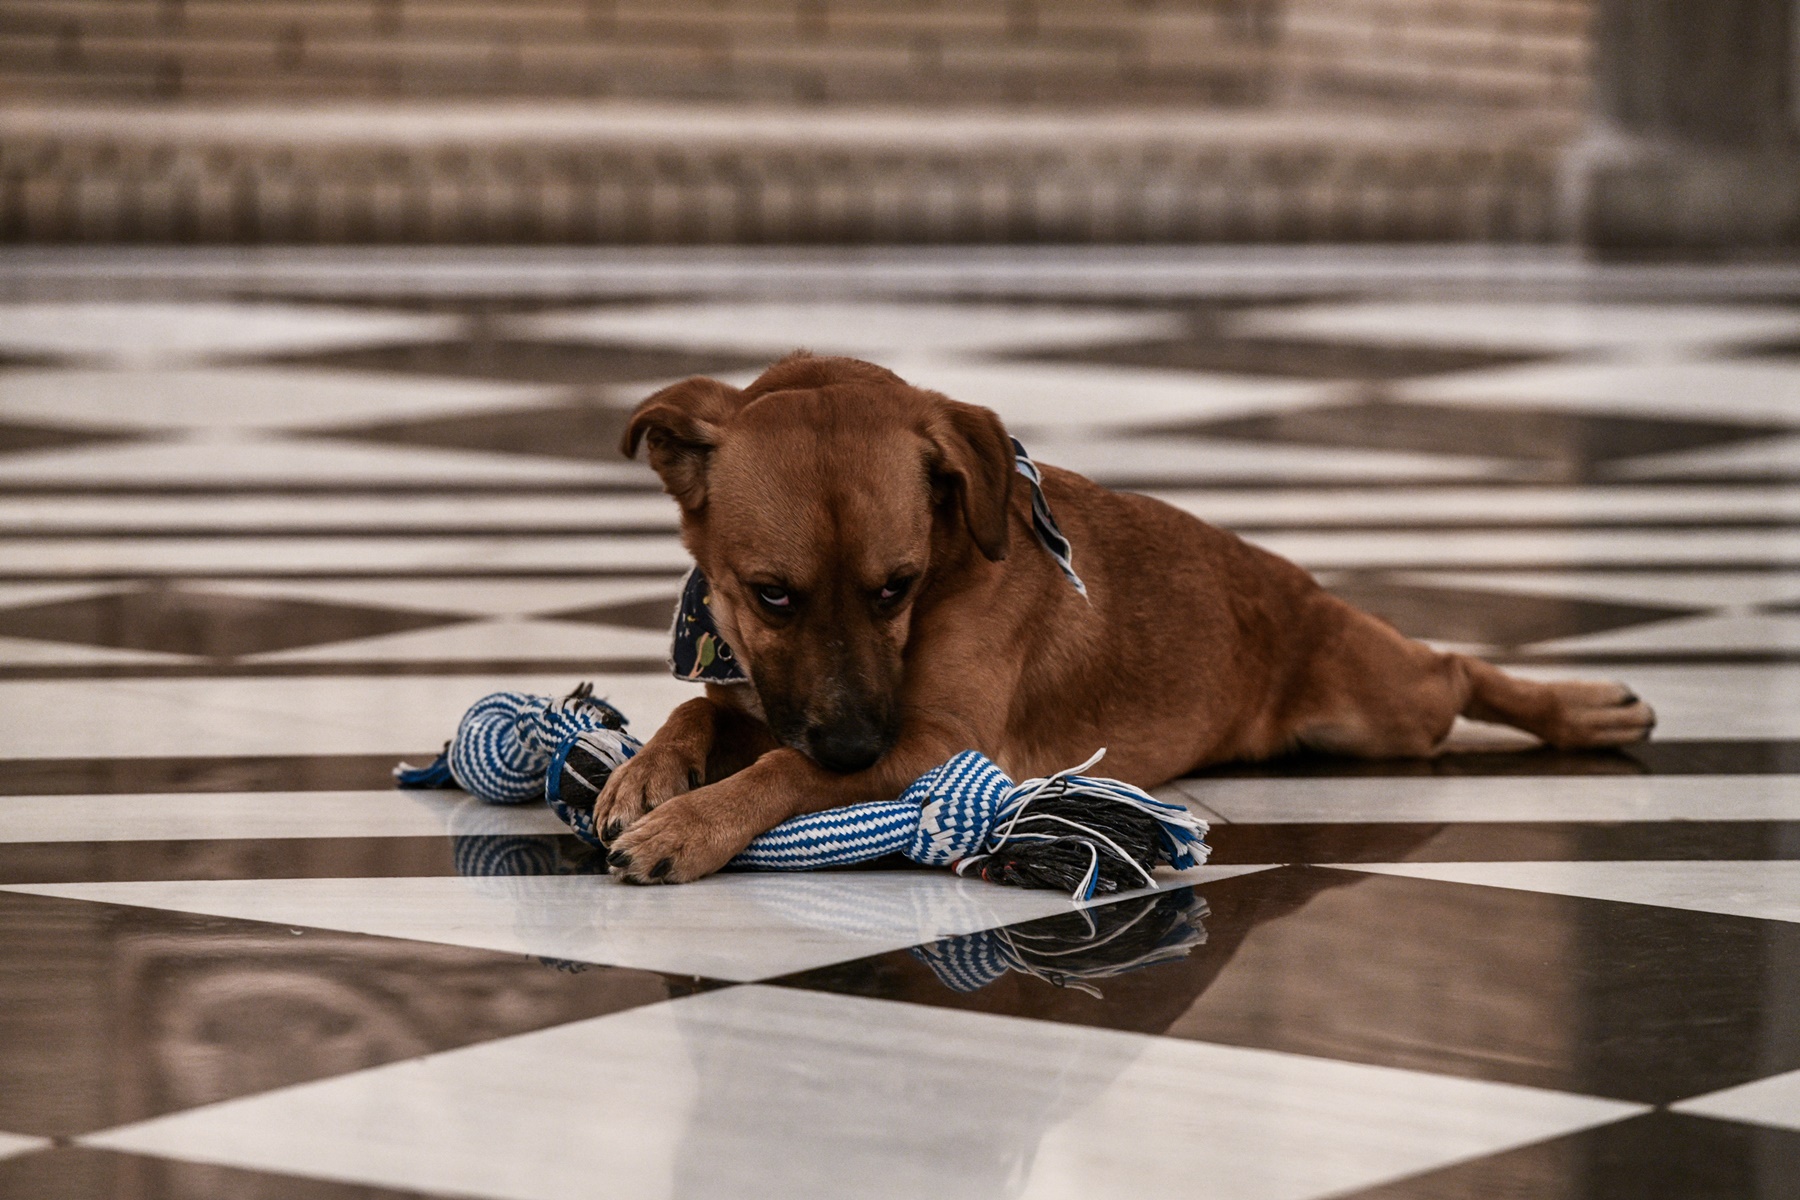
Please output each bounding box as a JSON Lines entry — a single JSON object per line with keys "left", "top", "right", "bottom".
{"left": 601, "top": 820, "right": 624, "bottom": 843}
{"left": 607, "top": 849, "right": 631, "bottom": 871}
{"left": 649, "top": 857, "right": 674, "bottom": 881}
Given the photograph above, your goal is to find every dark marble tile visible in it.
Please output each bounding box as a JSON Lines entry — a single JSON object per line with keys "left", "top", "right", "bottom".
{"left": 257, "top": 337, "right": 770, "bottom": 387}
{"left": 1325, "top": 575, "right": 1699, "bottom": 648}
{"left": 0, "top": 658, "right": 669, "bottom": 683}
{"left": 776, "top": 866, "right": 1800, "bottom": 1105}
{"left": 223, "top": 292, "right": 672, "bottom": 315}
{"left": 1736, "top": 338, "right": 1800, "bottom": 364}
{"left": 1206, "top": 821, "right": 1800, "bottom": 864}
{"left": 1199, "top": 739, "right": 1800, "bottom": 778}
{"left": 0, "top": 834, "right": 602, "bottom": 885}
{"left": 546, "top": 593, "right": 680, "bottom": 631}
{"left": 0, "top": 419, "right": 139, "bottom": 457}
{"left": 0, "top": 755, "right": 417, "bottom": 796}
{"left": 1340, "top": 1111, "right": 1800, "bottom": 1200}
{"left": 0, "top": 589, "right": 472, "bottom": 659}
{"left": 0, "top": 481, "right": 665, "bottom": 498}
{"left": 1512, "top": 651, "right": 1800, "bottom": 668}
{"left": 0, "top": 351, "right": 73, "bottom": 368}
{"left": 0, "top": 1146, "right": 442, "bottom": 1200}
{"left": 0, "top": 656, "right": 670, "bottom": 682}
{"left": 1158, "top": 398, "right": 1790, "bottom": 481}
{"left": 1012, "top": 330, "right": 1541, "bottom": 381}
{"left": 0, "top": 889, "right": 718, "bottom": 1137}
{"left": 320, "top": 401, "right": 632, "bottom": 465}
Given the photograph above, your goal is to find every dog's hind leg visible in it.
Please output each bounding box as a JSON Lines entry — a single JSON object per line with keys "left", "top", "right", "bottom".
{"left": 1451, "top": 654, "right": 1657, "bottom": 750}
{"left": 1279, "top": 595, "right": 1655, "bottom": 758}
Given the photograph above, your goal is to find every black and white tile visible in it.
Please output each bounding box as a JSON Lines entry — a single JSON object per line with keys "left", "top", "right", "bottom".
{"left": 2, "top": 253, "right": 1799, "bottom": 1198}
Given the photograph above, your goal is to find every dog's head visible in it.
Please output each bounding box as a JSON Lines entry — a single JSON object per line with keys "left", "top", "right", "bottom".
{"left": 623, "top": 354, "right": 1014, "bottom": 773}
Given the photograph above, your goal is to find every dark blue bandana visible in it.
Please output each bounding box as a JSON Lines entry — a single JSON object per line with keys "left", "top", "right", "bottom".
{"left": 669, "top": 440, "right": 1084, "bottom": 685}
{"left": 670, "top": 566, "right": 748, "bottom": 684}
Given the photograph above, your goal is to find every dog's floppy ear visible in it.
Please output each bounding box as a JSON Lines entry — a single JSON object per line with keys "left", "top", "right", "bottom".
{"left": 925, "top": 398, "right": 1014, "bottom": 562}
{"left": 621, "top": 376, "right": 743, "bottom": 513}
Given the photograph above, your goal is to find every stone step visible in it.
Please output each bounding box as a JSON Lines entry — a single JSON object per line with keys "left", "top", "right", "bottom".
{"left": 0, "top": 102, "right": 1572, "bottom": 244}
{"left": 1279, "top": 0, "right": 1590, "bottom": 109}
{"left": 0, "top": 0, "right": 1589, "bottom": 109}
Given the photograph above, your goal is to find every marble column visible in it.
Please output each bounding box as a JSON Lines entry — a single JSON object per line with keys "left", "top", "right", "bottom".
{"left": 1571, "top": 0, "right": 1800, "bottom": 253}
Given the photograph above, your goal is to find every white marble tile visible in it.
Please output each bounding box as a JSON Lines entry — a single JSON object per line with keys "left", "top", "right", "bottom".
{"left": 0, "top": 673, "right": 694, "bottom": 758}
{"left": 0, "top": 367, "right": 560, "bottom": 432}
{"left": 1147, "top": 486, "right": 1800, "bottom": 527}
{"left": 1237, "top": 301, "right": 1800, "bottom": 355}
{"left": 1344, "top": 861, "right": 1800, "bottom": 924}
{"left": 1245, "top": 527, "right": 1800, "bottom": 569}
{"left": 0, "top": 432, "right": 648, "bottom": 487}
{"left": 0, "top": 789, "right": 568, "bottom": 843}
{"left": 0, "top": 302, "right": 459, "bottom": 366}
{"left": 1610, "top": 433, "right": 1800, "bottom": 480}
{"left": 1174, "top": 775, "right": 1800, "bottom": 825}
{"left": 1671, "top": 1069, "right": 1800, "bottom": 1133}
{"left": 1391, "top": 570, "right": 1800, "bottom": 610}
{"left": 1437, "top": 718, "right": 1548, "bottom": 753}
{"left": 1529, "top": 612, "right": 1800, "bottom": 654}
{"left": 244, "top": 618, "right": 673, "bottom": 663}
{"left": 508, "top": 300, "right": 1181, "bottom": 359}
{"left": 81, "top": 985, "right": 1644, "bottom": 1200}
{"left": 1399, "top": 358, "right": 1800, "bottom": 424}
{"left": 1029, "top": 434, "right": 1512, "bottom": 483}
{"left": 0, "top": 634, "right": 200, "bottom": 667}
{"left": 0, "top": 666, "right": 1785, "bottom": 760}
{"left": 17, "top": 244, "right": 1800, "bottom": 300}
{"left": 883, "top": 358, "right": 1344, "bottom": 432}
{"left": 197, "top": 577, "right": 681, "bottom": 618}
{"left": 0, "top": 531, "right": 692, "bottom": 575}
{"left": 0, "top": 493, "right": 681, "bottom": 534}
{"left": 1508, "top": 664, "right": 1800, "bottom": 741}
{"left": 5, "top": 867, "right": 1268, "bottom": 982}
{"left": 0, "top": 1132, "right": 47, "bottom": 1163}
{"left": 94, "top": 482, "right": 1800, "bottom": 540}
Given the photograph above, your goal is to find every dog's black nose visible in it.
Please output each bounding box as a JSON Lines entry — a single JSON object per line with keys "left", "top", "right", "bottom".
{"left": 805, "top": 722, "right": 887, "bottom": 773}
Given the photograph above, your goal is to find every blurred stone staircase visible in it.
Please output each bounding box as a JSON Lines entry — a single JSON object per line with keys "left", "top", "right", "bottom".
{"left": 1279, "top": 0, "right": 1590, "bottom": 111}
{"left": 0, "top": 0, "right": 1592, "bottom": 243}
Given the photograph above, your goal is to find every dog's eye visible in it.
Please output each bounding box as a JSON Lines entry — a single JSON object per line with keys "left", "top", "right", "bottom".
{"left": 878, "top": 577, "right": 914, "bottom": 603}
{"left": 756, "top": 586, "right": 791, "bottom": 609}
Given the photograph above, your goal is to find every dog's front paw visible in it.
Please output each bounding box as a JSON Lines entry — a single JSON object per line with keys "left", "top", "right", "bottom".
{"left": 593, "top": 745, "right": 702, "bottom": 846}
{"left": 605, "top": 790, "right": 750, "bottom": 884}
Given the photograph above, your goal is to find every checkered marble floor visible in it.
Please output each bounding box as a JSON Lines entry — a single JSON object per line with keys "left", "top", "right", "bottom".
{"left": 3, "top": 249, "right": 1800, "bottom": 1199}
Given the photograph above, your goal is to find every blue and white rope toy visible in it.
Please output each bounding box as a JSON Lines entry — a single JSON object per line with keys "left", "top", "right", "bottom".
{"left": 397, "top": 685, "right": 1209, "bottom": 900}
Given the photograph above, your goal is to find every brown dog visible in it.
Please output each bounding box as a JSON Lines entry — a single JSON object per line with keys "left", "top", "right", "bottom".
{"left": 596, "top": 353, "right": 1655, "bottom": 883}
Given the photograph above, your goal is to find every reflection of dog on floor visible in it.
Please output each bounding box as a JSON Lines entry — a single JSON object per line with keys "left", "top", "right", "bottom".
{"left": 597, "top": 354, "right": 1655, "bottom": 883}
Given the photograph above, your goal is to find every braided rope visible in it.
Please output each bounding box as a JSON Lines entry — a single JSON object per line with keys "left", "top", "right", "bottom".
{"left": 398, "top": 690, "right": 1208, "bottom": 898}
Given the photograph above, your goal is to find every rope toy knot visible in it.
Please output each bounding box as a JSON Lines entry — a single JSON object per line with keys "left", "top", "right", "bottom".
{"left": 901, "top": 750, "right": 1013, "bottom": 864}
{"left": 396, "top": 683, "right": 631, "bottom": 806}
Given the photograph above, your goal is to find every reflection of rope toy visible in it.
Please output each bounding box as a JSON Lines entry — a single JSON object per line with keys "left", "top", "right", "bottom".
{"left": 398, "top": 685, "right": 1209, "bottom": 900}
{"left": 912, "top": 889, "right": 1210, "bottom": 996}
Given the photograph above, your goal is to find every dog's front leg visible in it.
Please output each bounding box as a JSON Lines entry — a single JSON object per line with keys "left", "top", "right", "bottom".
{"left": 593, "top": 697, "right": 776, "bottom": 845}
{"left": 606, "top": 724, "right": 970, "bottom": 884}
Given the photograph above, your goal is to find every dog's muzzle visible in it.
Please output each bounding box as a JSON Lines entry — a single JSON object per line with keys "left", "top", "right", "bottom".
{"left": 803, "top": 716, "right": 891, "bottom": 773}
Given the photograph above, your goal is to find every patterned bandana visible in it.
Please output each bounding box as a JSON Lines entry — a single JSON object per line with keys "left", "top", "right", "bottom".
{"left": 669, "top": 440, "right": 1085, "bottom": 685}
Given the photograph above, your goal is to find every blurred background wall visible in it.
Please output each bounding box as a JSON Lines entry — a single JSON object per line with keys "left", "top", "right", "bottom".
{"left": 0, "top": 0, "right": 1791, "bottom": 252}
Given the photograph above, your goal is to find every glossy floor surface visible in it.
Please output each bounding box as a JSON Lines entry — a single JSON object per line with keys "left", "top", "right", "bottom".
{"left": 3, "top": 249, "right": 1800, "bottom": 1199}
